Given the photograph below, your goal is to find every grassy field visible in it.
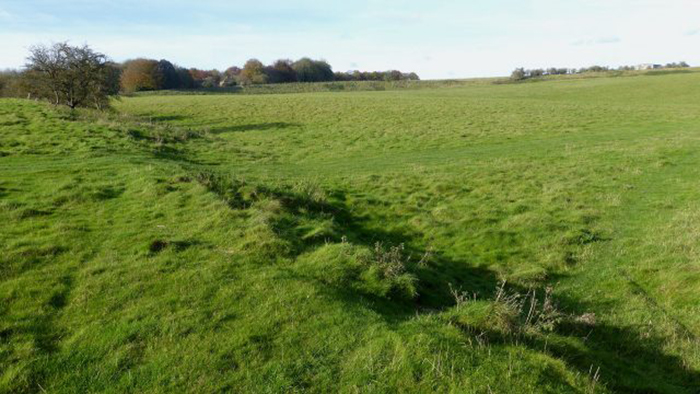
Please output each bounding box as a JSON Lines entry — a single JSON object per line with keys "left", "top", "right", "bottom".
{"left": 1, "top": 72, "right": 700, "bottom": 393}
{"left": 128, "top": 68, "right": 700, "bottom": 97}
{"left": 130, "top": 78, "right": 498, "bottom": 96}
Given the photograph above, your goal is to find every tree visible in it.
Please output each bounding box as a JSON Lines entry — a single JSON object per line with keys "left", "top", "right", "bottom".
{"left": 91, "top": 62, "right": 122, "bottom": 109}
{"left": 156, "top": 60, "right": 180, "bottom": 89}
{"left": 177, "top": 67, "right": 195, "bottom": 89}
{"left": 239, "top": 59, "right": 268, "bottom": 85}
{"left": 224, "top": 66, "right": 242, "bottom": 78}
{"left": 292, "top": 58, "right": 334, "bottom": 82}
{"left": 384, "top": 70, "right": 404, "bottom": 81}
{"left": 198, "top": 70, "right": 222, "bottom": 88}
{"left": 529, "top": 69, "right": 544, "bottom": 78}
{"left": 26, "top": 42, "right": 116, "bottom": 109}
{"left": 265, "top": 59, "right": 297, "bottom": 83}
{"left": 121, "top": 59, "right": 162, "bottom": 92}
{"left": 221, "top": 66, "right": 242, "bottom": 87}
{"left": 367, "top": 71, "right": 383, "bottom": 81}
{"left": 333, "top": 71, "right": 353, "bottom": 81}
{"left": 511, "top": 68, "right": 526, "bottom": 81}
{"left": 351, "top": 70, "right": 364, "bottom": 81}
{"left": 0, "top": 70, "right": 26, "bottom": 98}
{"left": 0, "top": 71, "right": 17, "bottom": 97}
{"left": 586, "top": 65, "right": 608, "bottom": 73}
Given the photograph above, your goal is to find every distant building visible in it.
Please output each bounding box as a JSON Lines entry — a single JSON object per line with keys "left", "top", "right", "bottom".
{"left": 636, "top": 64, "right": 662, "bottom": 70}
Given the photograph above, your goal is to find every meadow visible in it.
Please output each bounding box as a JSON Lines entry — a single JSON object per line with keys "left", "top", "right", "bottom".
{"left": 1, "top": 71, "right": 700, "bottom": 393}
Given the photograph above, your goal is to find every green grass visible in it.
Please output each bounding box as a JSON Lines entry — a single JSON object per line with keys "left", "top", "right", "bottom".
{"left": 2, "top": 71, "right": 700, "bottom": 393}
{"left": 131, "top": 78, "right": 499, "bottom": 96}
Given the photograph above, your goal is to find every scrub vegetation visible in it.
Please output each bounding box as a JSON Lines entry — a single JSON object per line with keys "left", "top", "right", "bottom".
{"left": 1, "top": 70, "right": 700, "bottom": 393}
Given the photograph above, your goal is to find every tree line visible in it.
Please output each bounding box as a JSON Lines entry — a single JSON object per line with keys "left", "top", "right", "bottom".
{"left": 0, "top": 42, "right": 421, "bottom": 108}
{"left": 511, "top": 61, "right": 691, "bottom": 81}
{"left": 119, "top": 57, "right": 420, "bottom": 92}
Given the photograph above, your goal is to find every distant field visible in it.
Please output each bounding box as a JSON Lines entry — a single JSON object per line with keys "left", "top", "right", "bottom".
{"left": 130, "top": 77, "right": 503, "bottom": 96}
{"left": 2, "top": 72, "right": 700, "bottom": 392}
{"left": 129, "top": 67, "right": 700, "bottom": 96}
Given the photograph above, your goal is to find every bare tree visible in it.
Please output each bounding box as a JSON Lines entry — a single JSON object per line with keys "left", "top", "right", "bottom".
{"left": 26, "top": 42, "right": 117, "bottom": 109}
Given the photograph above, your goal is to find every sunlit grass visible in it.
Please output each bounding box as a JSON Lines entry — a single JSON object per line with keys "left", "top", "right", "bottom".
{"left": 2, "top": 71, "right": 700, "bottom": 392}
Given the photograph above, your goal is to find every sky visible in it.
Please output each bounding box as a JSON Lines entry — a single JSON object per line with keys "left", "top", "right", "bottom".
{"left": 1, "top": 0, "right": 699, "bottom": 79}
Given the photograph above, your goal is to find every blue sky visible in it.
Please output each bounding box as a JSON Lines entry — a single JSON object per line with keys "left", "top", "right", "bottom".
{"left": 1, "top": 0, "right": 699, "bottom": 79}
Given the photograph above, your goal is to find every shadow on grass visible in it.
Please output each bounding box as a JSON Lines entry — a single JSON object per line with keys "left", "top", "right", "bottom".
{"left": 0, "top": 271, "right": 75, "bottom": 361}
{"left": 271, "top": 192, "right": 700, "bottom": 392}
{"left": 146, "top": 115, "right": 188, "bottom": 122}
{"left": 195, "top": 171, "right": 700, "bottom": 393}
{"left": 452, "top": 319, "right": 700, "bottom": 393}
{"left": 247, "top": 183, "right": 503, "bottom": 309}
{"left": 209, "top": 122, "right": 300, "bottom": 134}
{"left": 152, "top": 145, "right": 206, "bottom": 165}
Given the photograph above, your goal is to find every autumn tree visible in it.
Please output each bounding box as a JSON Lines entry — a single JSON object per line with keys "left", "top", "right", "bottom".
{"left": 221, "top": 66, "right": 242, "bottom": 87}
{"left": 239, "top": 59, "right": 268, "bottom": 85}
{"left": 120, "top": 59, "right": 162, "bottom": 92}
